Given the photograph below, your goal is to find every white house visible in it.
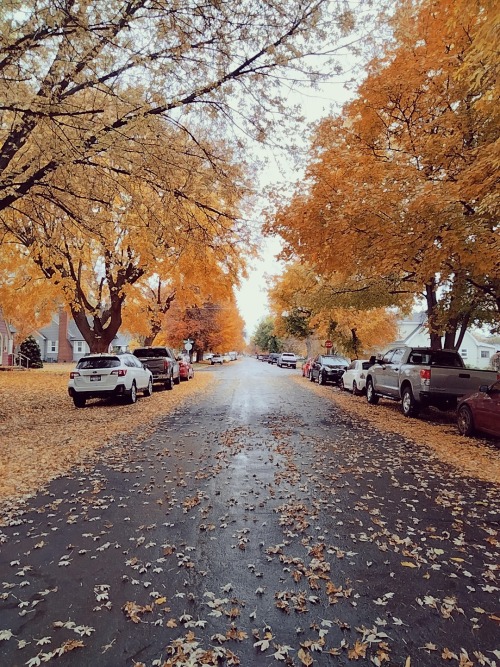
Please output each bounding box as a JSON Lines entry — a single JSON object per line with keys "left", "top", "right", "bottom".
{"left": 395, "top": 313, "right": 497, "bottom": 369}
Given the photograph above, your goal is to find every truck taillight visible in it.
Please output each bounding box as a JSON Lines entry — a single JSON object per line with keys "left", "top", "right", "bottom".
{"left": 164, "top": 361, "right": 170, "bottom": 371}
{"left": 420, "top": 369, "right": 431, "bottom": 381}
{"left": 111, "top": 369, "right": 127, "bottom": 377}
{"left": 70, "top": 371, "right": 80, "bottom": 379}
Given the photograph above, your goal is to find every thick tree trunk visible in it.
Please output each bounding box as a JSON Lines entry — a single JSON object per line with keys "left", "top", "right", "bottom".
{"left": 70, "top": 305, "right": 123, "bottom": 353}
{"left": 425, "top": 280, "right": 442, "bottom": 350}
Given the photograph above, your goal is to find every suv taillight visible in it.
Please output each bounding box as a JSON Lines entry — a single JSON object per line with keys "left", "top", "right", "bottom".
{"left": 70, "top": 371, "right": 80, "bottom": 379}
{"left": 420, "top": 369, "right": 431, "bottom": 381}
{"left": 111, "top": 369, "right": 127, "bottom": 377}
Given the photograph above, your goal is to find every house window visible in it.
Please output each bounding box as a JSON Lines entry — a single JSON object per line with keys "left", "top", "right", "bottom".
{"left": 481, "top": 350, "right": 490, "bottom": 359}
{"left": 49, "top": 340, "right": 58, "bottom": 353}
{"left": 461, "top": 348, "right": 468, "bottom": 359}
{"left": 74, "top": 341, "right": 85, "bottom": 354}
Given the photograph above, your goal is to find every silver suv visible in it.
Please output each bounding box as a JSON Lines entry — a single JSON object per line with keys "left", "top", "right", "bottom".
{"left": 277, "top": 352, "right": 297, "bottom": 369}
{"left": 68, "top": 354, "right": 153, "bottom": 408}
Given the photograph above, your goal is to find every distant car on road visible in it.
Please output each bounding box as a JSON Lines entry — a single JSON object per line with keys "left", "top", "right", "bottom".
{"left": 456, "top": 380, "right": 500, "bottom": 438}
{"left": 277, "top": 352, "right": 297, "bottom": 369}
{"left": 211, "top": 354, "right": 223, "bottom": 365}
{"left": 68, "top": 353, "right": 153, "bottom": 408}
{"left": 340, "top": 359, "right": 373, "bottom": 395}
{"left": 309, "top": 354, "right": 349, "bottom": 385}
{"left": 268, "top": 353, "right": 280, "bottom": 365}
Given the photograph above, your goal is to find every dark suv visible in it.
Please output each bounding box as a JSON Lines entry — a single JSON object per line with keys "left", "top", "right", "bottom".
{"left": 309, "top": 354, "right": 349, "bottom": 386}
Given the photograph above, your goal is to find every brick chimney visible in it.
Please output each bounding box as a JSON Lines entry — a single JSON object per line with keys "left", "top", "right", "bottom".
{"left": 57, "top": 309, "right": 73, "bottom": 362}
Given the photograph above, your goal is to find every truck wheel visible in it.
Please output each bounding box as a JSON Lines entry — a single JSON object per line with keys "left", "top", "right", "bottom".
{"left": 366, "top": 378, "right": 379, "bottom": 404}
{"left": 174, "top": 375, "right": 181, "bottom": 385}
{"left": 457, "top": 405, "right": 475, "bottom": 436}
{"left": 401, "top": 386, "right": 419, "bottom": 417}
{"left": 165, "top": 377, "right": 173, "bottom": 390}
{"left": 73, "top": 395, "right": 86, "bottom": 408}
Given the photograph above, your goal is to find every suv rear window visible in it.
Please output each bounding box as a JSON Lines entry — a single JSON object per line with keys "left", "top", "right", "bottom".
{"left": 77, "top": 357, "right": 120, "bottom": 369}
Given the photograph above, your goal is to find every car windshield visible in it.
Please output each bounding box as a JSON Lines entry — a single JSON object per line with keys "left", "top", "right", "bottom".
{"left": 133, "top": 348, "right": 167, "bottom": 358}
{"left": 77, "top": 357, "right": 120, "bottom": 369}
{"left": 323, "top": 357, "right": 347, "bottom": 366}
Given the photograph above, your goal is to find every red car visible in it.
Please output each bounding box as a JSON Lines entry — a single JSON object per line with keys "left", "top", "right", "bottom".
{"left": 179, "top": 359, "right": 194, "bottom": 381}
{"left": 457, "top": 380, "right": 500, "bottom": 438}
{"left": 302, "top": 358, "right": 313, "bottom": 378}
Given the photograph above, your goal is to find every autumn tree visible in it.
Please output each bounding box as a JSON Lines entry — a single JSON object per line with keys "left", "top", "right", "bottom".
{"left": 265, "top": 0, "right": 499, "bottom": 349}
{"left": 2, "top": 119, "right": 252, "bottom": 352}
{"left": 0, "top": 0, "right": 358, "bottom": 217}
{"left": 268, "top": 263, "right": 398, "bottom": 357}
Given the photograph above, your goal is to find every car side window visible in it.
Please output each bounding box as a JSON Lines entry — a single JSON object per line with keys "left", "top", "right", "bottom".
{"left": 381, "top": 350, "right": 395, "bottom": 364}
{"left": 390, "top": 348, "right": 405, "bottom": 365}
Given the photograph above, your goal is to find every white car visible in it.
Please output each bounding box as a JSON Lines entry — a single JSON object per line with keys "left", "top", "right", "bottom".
{"left": 210, "top": 353, "right": 223, "bottom": 365}
{"left": 277, "top": 352, "right": 297, "bottom": 369}
{"left": 340, "top": 359, "right": 373, "bottom": 395}
{"left": 68, "top": 353, "right": 153, "bottom": 408}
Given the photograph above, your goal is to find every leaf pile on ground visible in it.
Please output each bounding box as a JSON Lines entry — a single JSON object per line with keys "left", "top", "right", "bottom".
{"left": 296, "top": 376, "right": 500, "bottom": 486}
{"left": 0, "top": 365, "right": 211, "bottom": 515}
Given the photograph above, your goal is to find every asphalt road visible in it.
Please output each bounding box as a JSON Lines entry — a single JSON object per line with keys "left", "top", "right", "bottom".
{"left": 1, "top": 358, "right": 499, "bottom": 667}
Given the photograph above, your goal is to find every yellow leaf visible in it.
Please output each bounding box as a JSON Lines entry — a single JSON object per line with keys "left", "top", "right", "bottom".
{"left": 298, "top": 648, "right": 314, "bottom": 666}
{"left": 401, "top": 561, "right": 417, "bottom": 568}
{"left": 155, "top": 597, "right": 167, "bottom": 605}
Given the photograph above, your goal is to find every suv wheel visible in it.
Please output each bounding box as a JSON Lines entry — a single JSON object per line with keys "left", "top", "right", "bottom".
{"left": 318, "top": 372, "right": 325, "bottom": 385}
{"left": 144, "top": 377, "right": 153, "bottom": 397}
{"left": 128, "top": 382, "right": 137, "bottom": 404}
{"left": 73, "top": 395, "right": 86, "bottom": 408}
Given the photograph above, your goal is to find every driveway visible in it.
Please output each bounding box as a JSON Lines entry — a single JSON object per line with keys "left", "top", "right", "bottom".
{"left": 0, "top": 358, "right": 499, "bottom": 666}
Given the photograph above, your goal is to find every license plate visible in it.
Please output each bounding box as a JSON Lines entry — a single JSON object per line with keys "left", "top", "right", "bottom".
{"left": 90, "top": 375, "right": 101, "bottom": 382}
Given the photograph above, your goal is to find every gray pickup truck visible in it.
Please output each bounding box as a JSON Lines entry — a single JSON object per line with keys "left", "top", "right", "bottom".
{"left": 132, "top": 346, "right": 180, "bottom": 390}
{"left": 365, "top": 346, "right": 498, "bottom": 417}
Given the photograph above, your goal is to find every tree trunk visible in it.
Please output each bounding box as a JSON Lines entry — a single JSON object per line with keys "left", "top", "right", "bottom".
{"left": 70, "top": 305, "right": 122, "bottom": 353}
{"left": 425, "top": 280, "right": 442, "bottom": 350}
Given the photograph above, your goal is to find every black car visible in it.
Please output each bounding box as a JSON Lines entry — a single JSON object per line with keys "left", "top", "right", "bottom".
{"left": 268, "top": 353, "right": 280, "bottom": 364}
{"left": 309, "top": 354, "right": 349, "bottom": 386}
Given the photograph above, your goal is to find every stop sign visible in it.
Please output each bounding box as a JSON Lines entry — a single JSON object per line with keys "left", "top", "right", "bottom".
{"left": 325, "top": 340, "right": 333, "bottom": 348}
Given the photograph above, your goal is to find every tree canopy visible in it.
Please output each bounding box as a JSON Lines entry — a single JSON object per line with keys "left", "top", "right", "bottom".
{"left": 264, "top": 0, "right": 499, "bottom": 349}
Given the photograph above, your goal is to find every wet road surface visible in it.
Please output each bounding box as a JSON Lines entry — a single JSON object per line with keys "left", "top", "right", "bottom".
{"left": 1, "top": 358, "right": 499, "bottom": 666}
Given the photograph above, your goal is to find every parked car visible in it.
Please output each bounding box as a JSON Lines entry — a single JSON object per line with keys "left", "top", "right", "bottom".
{"left": 302, "top": 358, "right": 313, "bottom": 378}
{"left": 132, "top": 346, "right": 180, "bottom": 390}
{"left": 310, "top": 354, "right": 350, "bottom": 385}
{"left": 340, "top": 359, "right": 373, "bottom": 395}
{"left": 456, "top": 380, "right": 500, "bottom": 438}
{"left": 277, "top": 352, "right": 297, "bottom": 368}
{"left": 365, "top": 346, "right": 498, "bottom": 418}
{"left": 68, "top": 353, "right": 153, "bottom": 408}
{"left": 268, "top": 353, "right": 280, "bottom": 364}
{"left": 178, "top": 358, "right": 194, "bottom": 381}
{"left": 260, "top": 354, "right": 270, "bottom": 362}
{"left": 211, "top": 353, "right": 223, "bottom": 365}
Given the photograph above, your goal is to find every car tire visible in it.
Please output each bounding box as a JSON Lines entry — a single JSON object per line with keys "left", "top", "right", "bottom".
{"left": 73, "top": 395, "right": 86, "bottom": 408}
{"left": 401, "top": 386, "right": 419, "bottom": 418}
{"left": 174, "top": 375, "right": 181, "bottom": 385}
{"left": 366, "top": 378, "right": 379, "bottom": 404}
{"left": 144, "top": 377, "right": 153, "bottom": 396}
{"left": 318, "top": 372, "right": 325, "bottom": 385}
{"left": 128, "top": 381, "right": 137, "bottom": 404}
{"left": 457, "top": 405, "right": 475, "bottom": 436}
{"left": 339, "top": 378, "right": 345, "bottom": 391}
{"left": 165, "top": 376, "right": 173, "bottom": 390}
{"left": 352, "top": 380, "right": 360, "bottom": 396}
